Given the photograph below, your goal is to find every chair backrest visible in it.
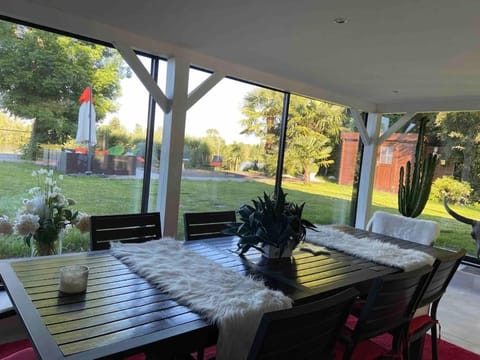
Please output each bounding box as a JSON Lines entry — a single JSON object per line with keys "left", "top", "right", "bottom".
{"left": 366, "top": 211, "right": 440, "bottom": 246}
{"left": 247, "top": 288, "right": 359, "bottom": 360}
{"left": 417, "top": 248, "right": 466, "bottom": 309}
{"left": 352, "top": 265, "right": 432, "bottom": 342}
{"left": 90, "top": 212, "right": 162, "bottom": 250}
{"left": 183, "top": 210, "right": 236, "bottom": 241}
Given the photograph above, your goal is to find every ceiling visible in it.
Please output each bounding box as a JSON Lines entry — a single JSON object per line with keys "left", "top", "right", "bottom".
{"left": 2, "top": 0, "right": 480, "bottom": 113}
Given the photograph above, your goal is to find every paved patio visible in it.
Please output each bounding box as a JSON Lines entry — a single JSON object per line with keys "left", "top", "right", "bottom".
{"left": 438, "top": 264, "right": 480, "bottom": 354}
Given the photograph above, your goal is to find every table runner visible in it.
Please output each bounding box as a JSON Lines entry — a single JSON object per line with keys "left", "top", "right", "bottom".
{"left": 110, "top": 239, "right": 292, "bottom": 360}
{"left": 306, "top": 226, "right": 435, "bottom": 271}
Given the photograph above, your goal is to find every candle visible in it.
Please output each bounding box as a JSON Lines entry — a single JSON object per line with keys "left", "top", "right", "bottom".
{"left": 59, "top": 265, "right": 89, "bottom": 294}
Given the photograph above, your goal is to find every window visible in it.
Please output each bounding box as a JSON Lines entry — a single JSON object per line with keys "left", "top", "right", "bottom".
{"left": 379, "top": 146, "right": 393, "bottom": 164}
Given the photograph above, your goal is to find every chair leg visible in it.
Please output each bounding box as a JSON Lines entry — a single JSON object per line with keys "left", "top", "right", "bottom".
{"left": 197, "top": 348, "right": 204, "bottom": 360}
{"left": 407, "top": 336, "right": 425, "bottom": 360}
{"left": 342, "top": 343, "right": 354, "bottom": 360}
{"left": 431, "top": 324, "right": 439, "bottom": 360}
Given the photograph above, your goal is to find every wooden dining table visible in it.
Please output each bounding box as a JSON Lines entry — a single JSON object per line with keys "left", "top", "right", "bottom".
{"left": 0, "top": 225, "right": 455, "bottom": 359}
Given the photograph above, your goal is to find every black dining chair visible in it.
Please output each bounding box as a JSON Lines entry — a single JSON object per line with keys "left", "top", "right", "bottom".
{"left": 183, "top": 211, "right": 236, "bottom": 241}
{"left": 403, "top": 248, "right": 466, "bottom": 360}
{"left": 340, "top": 265, "right": 433, "bottom": 360}
{"left": 90, "top": 212, "right": 162, "bottom": 250}
{"left": 247, "top": 287, "right": 359, "bottom": 360}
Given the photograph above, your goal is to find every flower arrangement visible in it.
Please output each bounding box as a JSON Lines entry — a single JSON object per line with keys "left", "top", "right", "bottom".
{"left": 0, "top": 168, "right": 90, "bottom": 256}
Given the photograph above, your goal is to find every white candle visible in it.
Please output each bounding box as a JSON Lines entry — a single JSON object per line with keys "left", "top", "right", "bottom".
{"left": 59, "top": 265, "right": 89, "bottom": 294}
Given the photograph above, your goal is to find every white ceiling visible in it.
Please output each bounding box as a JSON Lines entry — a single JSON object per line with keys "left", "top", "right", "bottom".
{"left": 2, "top": 0, "right": 480, "bottom": 113}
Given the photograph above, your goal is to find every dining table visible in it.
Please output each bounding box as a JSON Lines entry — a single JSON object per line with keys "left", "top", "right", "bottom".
{"left": 0, "top": 224, "right": 455, "bottom": 359}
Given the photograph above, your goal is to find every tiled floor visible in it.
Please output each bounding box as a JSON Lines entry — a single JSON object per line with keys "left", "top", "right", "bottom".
{"left": 1, "top": 264, "right": 480, "bottom": 354}
{"left": 437, "top": 264, "right": 480, "bottom": 354}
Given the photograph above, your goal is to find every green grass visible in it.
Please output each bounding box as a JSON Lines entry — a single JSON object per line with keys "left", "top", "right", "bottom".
{"left": 0, "top": 161, "right": 478, "bottom": 258}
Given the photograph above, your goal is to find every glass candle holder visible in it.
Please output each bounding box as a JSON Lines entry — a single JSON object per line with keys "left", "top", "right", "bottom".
{"left": 59, "top": 265, "right": 89, "bottom": 294}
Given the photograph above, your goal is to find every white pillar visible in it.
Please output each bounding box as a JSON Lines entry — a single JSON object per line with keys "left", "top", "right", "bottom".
{"left": 157, "top": 57, "right": 190, "bottom": 237}
{"left": 355, "top": 113, "right": 382, "bottom": 229}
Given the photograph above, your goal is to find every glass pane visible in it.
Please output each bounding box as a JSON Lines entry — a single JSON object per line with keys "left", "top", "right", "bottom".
{"left": 427, "top": 112, "right": 479, "bottom": 258}
{"left": 178, "top": 72, "right": 283, "bottom": 238}
{"left": 0, "top": 19, "right": 155, "bottom": 256}
{"left": 284, "top": 95, "right": 355, "bottom": 226}
{"left": 371, "top": 114, "right": 479, "bottom": 259}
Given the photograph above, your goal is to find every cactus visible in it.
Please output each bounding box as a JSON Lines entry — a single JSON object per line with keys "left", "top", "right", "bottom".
{"left": 398, "top": 119, "right": 438, "bottom": 218}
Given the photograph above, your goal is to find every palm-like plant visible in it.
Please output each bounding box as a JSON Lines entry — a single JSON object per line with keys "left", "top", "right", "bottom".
{"left": 225, "top": 188, "right": 316, "bottom": 256}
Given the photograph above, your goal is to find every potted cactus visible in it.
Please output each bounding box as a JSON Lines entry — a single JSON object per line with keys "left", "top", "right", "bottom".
{"left": 398, "top": 119, "right": 438, "bottom": 218}
{"left": 224, "top": 188, "right": 316, "bottom": 258}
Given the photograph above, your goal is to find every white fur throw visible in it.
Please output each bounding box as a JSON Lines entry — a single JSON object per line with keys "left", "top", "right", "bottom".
{"left": 366, "top": 211, "right": 440, "bottom": 246}
{"left": 110, "top": 239, "right": 292, "bottom": 360}
{"left": 307, "top": 226, "right": 435, "bottom": 271}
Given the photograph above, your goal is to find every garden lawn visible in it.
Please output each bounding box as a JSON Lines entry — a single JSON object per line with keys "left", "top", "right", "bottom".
{"left": 0, "top": 161, "right": 478, "bottom": 258}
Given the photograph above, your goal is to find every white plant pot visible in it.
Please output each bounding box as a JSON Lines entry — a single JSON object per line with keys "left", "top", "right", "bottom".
{"left": 262, "top": 244, "right": 293, "bottom": 258}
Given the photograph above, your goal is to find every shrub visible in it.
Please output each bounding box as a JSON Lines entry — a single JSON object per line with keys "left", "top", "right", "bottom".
{"left": 430, "top": 176, "right": 473, "bottom": 204}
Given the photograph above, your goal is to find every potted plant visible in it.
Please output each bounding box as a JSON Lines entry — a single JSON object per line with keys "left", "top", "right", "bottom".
{"left": 225, "top": 188, "right": 317, "bottom": 258}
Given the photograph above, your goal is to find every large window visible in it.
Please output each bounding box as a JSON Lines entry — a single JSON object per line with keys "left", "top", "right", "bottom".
{"left": 371, "top": 114, "right": 480, "bottom": 260}
{"left": 0, "top": 19, "right": 160, "bottom": 256}
{"left": 177, "top": 74, "right": 280, "bottom": 238}
{"left": 283, "top": 95, "right": 358, "bottom": 226}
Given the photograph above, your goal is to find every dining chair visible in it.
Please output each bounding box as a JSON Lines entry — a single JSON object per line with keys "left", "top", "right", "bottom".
{"left": 366, "top": 210, "right": 440, "bottom": 246}
{"left": 246, "top": 288, "right": 359, "bottom": 360}
{"left": 90, "top": 212, "right": 162, "bottom": 250}
{"left": 183, "top": 211, "right": 236, "bottom": 241}
{"left": 340, "top": 265, "right": 432, "bottom": 360}
{"left": 403, "top": 248, "right": 466, "bottom": 360}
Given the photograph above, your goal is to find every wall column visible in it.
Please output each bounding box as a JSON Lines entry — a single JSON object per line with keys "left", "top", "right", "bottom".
{"left": 157, "top": 57, "right": 190, "bottom": 237}
{"left": 355, "top": 113, "right": 382, "bottom": 229}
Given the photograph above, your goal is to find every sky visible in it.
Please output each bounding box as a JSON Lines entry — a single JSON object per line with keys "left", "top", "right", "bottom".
{"left": 106, "top": 62, "right": 260, "bottom": 145}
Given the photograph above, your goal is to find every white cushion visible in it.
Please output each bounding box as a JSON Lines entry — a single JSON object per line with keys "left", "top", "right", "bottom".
{"left": 366, "top": 211, "right": 440, "bottom": 246}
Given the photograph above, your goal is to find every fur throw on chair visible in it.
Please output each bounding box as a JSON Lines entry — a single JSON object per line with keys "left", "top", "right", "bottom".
{"left": 366, "top": 211, "right": 440, "bottom": 246}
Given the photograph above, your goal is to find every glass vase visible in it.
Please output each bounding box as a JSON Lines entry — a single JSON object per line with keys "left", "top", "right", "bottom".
{"left": 32, "top": 227, "right": 60, "bottom": 256}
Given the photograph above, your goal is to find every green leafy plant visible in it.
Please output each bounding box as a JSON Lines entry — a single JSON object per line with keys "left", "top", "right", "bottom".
{"left": 398, "top": 119, "right": 439, "bottom": 217}
{"left": 224, "top": 188, "right": 317, "bottom": 255}
{"left": 430, "top": 176, "right": 473, "bottom": 205}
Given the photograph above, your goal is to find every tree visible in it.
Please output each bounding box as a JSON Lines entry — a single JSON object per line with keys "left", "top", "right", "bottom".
{"left": 287, "top": 95, "right": 345, "bottom": 182}
{"left": 223, "top": 143, "right": 243, "bottom": 171}
{"left": 0, "top": 112, "right": 31, "bottom": 151}
{"left": 183, "top": 137, "right": 210, "bottom": 168}
{"left": 435, "top": 111, "right": 480, "bottom": 183}
{"left": 0, "top": 21, "right": 126, "bottom": 158}
{"left": 204, "top": 129, "right": 225, "bottom": 160}
{"left": 240, "top": 89, "right": 284, "bottom": 155}
{"left": 240, "top": 89, "right": 346, "bottom": 182}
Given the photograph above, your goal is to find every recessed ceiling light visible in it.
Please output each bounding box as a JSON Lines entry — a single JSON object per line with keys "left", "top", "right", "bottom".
{"left": 333, "top": 17, "right": 347, "bottom": 24}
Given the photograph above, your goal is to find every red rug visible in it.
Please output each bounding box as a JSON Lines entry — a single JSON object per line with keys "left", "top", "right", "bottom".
{"left": 0, "top": 339, "right": 146, "bottom": 360}
{"left": 193, "top": 334, "right": 480, "bottom": 360}
{"left": 334, "top": 333, "right": 480, "bottom": 360}
{"left": 1, "top": 335, "right": 478, "bottom": 359}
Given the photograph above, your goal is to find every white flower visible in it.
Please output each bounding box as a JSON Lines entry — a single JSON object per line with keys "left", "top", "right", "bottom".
{"left": 0, "top": 216, "right": 13, "bottom": 235}
{"left": 1, "top": 167, "right": 84, "bottom": 247}
{"left": 28, "top": 187, "right": 41, "bottom": 195}
{"left": 15, "top": 214, "right": 40, "bottom": 236}
{"left": 75, "top": 213, "right": 90, "bottom": 233}
{"left": 24, "top": 196, "right": 48, "bottom": 219}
